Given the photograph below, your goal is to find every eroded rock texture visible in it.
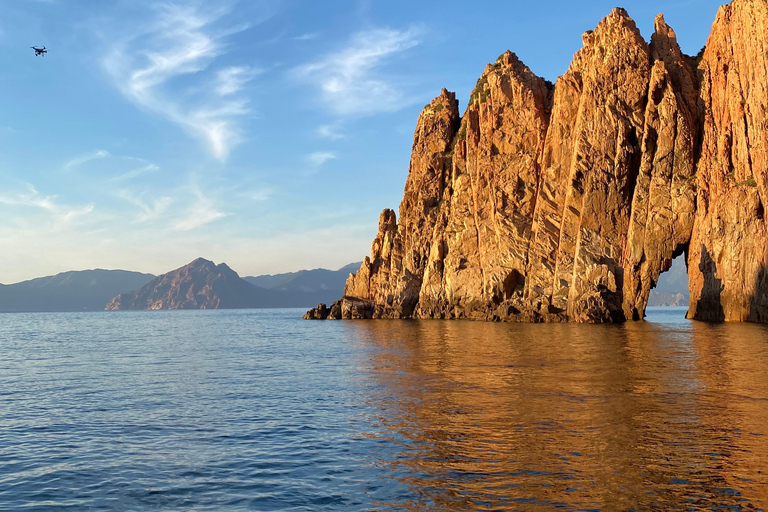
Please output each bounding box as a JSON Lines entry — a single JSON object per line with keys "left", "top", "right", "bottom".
{"left": 306, "top": 0, "right": 768, "bottom": 324}
{"left": 622, "top": 14, "right": 699, "bottom": 321}
{"left": 688, "top": 0, "right": 768, "bottom": 322}
{"left": 421, "top": 51, "right": 552, "bottom": 321}
{"left": 344, "top": 90, "right": 461, "bottom": 319}
{"left": 525, "top": 8, "right": 651, "bottom": 324}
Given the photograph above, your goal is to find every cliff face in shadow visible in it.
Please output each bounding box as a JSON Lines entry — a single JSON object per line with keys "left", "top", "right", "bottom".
{"left": 308, "top": 0, "right": 768, "bottom": 324}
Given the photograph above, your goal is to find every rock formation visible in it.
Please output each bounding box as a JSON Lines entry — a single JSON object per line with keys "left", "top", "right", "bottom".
{"left": 688, "top": 0, "right": 768, "bottom": 322}
{"left": 307, "top": 0, "right": 768, "bottom": 324}
{"left": 106, "top": 258, "right": 276, "bottom": 310}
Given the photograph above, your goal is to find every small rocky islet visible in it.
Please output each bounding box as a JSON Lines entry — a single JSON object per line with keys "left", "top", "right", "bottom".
{"left": 307, "top": 0, "right": 768, "bottom": 324}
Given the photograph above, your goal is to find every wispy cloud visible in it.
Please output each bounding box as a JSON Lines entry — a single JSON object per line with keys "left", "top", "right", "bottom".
{"left": 214, "top": 66, "right": 261, "bottom": 96}
{"left": 64, "top": 150, "right": 161, "bottom": 183}
{"left": 64, "top": 150, "right": 111, "bottom": 170}
{"left": 316, "top": 123, "right": 345, "bottom": 140}
{"left": 100, "top": 3, "right": 264, "bottom": 160}
{"left": 249, "top": 188, "right": 272, "bottom": 202}
{"left": 116, "top": 190, "right": 173, "bottom": 223}
{"left": 306, "top": 151, "right": 337, "bottom": 167}
{"left": 109, "top": 163, "right": 161, "bottom": 183}
{"left": 0, "top": 184, "right": 94, "bottom": 226}
{"left": 293, "top": 27, "right": 422, "bottom": 116}
{"left": 173, "top": 184, "right": 226, "bottom": 231}
{"left": 295, "top": 32, "right": 318, "bottom": 41}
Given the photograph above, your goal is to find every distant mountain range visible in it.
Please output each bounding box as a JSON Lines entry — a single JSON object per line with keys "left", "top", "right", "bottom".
{"left": 647, "top": 258, "right": 690, "bottom": 307}
{"left": 243, "top": 262, "right": 360, "bottom": 305}
{"left": 0, "top": 269, "right": 155, "bottom": 312}
{"left": 0, "top": 260, "right": 360, "bottom": 312}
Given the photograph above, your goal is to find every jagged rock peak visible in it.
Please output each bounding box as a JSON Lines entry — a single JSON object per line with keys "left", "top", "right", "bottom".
{"left": 579, "top": 7, "right": 646, "bottom": 50}
{"left": 487, "top": 50, "right": 534, "bottom": 75}
{"left": 653, "top": 13, "right": 675, "bottom": 40}
{"left": 467, "top": 50, "right": 551, "bottom": 109}
{"left": 307, "top": 1, "right": 768, "bottom": 324}
{"left": 649, "top": 13, "right": 699, "bottom": 113}
{"left": 185, "top": 257, "right": 238, "bottom": 275}
{"left": 437, "top": 87, "right": 456, "bottom": 104}
{"left": 651, "top": 13, "right": 682, "bottom": 61}
{"left": 650, "top": 14, "right": 686, "bottom": 64}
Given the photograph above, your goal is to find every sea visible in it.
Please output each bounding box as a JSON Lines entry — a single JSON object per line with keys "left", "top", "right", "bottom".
{"left": 1, "top": 307, "right": 767, "bottom": 511}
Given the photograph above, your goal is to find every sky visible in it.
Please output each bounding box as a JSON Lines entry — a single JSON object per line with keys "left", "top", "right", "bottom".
{"left": 0, "top": 0, "right": 726, "bottom": 284}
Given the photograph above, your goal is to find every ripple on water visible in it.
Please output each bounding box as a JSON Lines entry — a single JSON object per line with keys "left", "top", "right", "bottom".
{"left": 0, "top": 308, "right": 767, "bottom": 510}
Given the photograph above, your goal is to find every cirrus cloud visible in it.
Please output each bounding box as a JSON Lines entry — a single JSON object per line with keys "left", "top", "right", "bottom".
{"left": 306, "top": 151, "right": 337, "bottom": 167}
{"left": 293, "top": 27, "right": 422, "bottom": 116}
{"left": 100, "top": 2, "right": 270, "bottom": 160}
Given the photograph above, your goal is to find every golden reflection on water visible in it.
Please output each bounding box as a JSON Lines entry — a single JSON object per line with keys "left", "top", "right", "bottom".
{"left": 343, "top": 315, "right": 768, "bottom": 510}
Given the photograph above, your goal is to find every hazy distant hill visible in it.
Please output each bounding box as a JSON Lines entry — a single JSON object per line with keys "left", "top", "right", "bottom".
{"left": 648, "top": 257, "right": 689, "bottom": 307}
{"left": 106, "top": 258, "right": 291, "bottom": 310}
{"left": 244, "top": 262, "right": 361, "bottom": 306}
{"left": 0, "top": 269, "right": 155, "bottom": 312}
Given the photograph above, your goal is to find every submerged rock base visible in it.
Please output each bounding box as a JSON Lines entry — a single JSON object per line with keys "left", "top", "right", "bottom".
{"left": 308, "top": 0, "right": 768, "bottom": 324}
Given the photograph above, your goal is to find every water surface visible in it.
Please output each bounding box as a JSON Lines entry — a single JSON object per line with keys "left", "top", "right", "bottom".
{"left": 1, "top": 308, "right": 766, "bottom": 510}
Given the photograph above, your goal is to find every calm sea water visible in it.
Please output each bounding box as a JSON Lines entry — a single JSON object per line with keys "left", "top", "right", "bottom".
{"left": 1, "top": 308, "right": 767, "bottom": 511}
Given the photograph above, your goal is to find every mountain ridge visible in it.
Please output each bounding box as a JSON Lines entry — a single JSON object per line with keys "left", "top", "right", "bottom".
{"left": 245, "top": 262, "right": 361, "bottom": 292}
{"left": 105, "top": 258, "right": 277, "bottom": 310}
{"left": 105, "top": 259, "right": 362, "bottom": 310}
{"left": 0, "top": 269, "right": 155, "bottom": 312}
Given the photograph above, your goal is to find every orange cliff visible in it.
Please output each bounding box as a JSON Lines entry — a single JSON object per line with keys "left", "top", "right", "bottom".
{"left": 305, "top": 0, "right": 768, "bottom": 324}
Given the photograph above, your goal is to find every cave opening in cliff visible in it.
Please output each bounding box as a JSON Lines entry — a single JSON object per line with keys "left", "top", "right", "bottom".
{"left": 650, "top": 253, "right": 689, "bottom": 312}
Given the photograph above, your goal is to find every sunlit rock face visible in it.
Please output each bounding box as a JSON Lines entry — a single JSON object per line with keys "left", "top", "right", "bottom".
{"left": 621, "top": 14, "right": 699, "bottom": 322}
{"left": 306, "top": 0, "right": 768, "bottom": 324}
{"left": 525, "top": 8, "right": 652, "bottom": 324}
{"left": 688, "top": 0, "right": 768, "bottom": 323}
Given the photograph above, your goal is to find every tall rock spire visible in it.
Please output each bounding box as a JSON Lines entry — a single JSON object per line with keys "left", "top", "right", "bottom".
{"left": 525, "top": 7, "right": 651, "bottom": 322}
{"left": 621, "top": 13, "right": 699, "bottom": 320}
{"left": 688, "top": 0, "right": 768, "bottom": 322}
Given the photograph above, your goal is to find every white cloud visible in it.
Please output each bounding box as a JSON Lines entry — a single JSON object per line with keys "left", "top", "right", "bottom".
{"left": 109, "top": 163, "right": 161, "bottom": 183}
{"left": 295, "top": 32, "right": 318, "bottom": 41}
{"left": 64, "top": 150, "right": 111, "bottom": 170}
{"left": 250, "top": 188, "right": 272, "bottom": 202}
{"left": 173, "top": 184, "right": 226, "bottom": 231}
{"left": 306, "top": 151, "right": 337, "bottom": 167}
{"left": 316, "top": 123, "right": 345, "bottom": 140}
{"left": 293, "top": 27, "right": 421, "bottom": 116}
{"left": 116, "top": 190, "right": 173, "bottom": 223}
{"left": 100, "top": 3, "right": 262, "bottom": 160}
{"left": 0, "top": 184, "right": 94, "bottom": 226}
{"left": 174, "top": 207, "right": 226, "bottom": 231}
{"left": 64, "top": 150, "right": 161, "bottom": 183}
{"left": 214, "top": 66, "right": 261, "bottom": 96}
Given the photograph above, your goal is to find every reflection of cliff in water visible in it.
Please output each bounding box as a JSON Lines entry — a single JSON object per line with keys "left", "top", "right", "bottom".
{"left": 343, "top": 317, "right": 768, "bottom": 510}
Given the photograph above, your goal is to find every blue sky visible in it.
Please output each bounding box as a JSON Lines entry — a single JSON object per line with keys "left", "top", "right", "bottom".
{"left": 0, "top": 0, "right": 724, "bottom": 283}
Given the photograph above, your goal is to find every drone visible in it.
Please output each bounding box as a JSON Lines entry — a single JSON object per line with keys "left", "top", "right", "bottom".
{"left": 31, "top": 46, "right": 47, "bottom": 57}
